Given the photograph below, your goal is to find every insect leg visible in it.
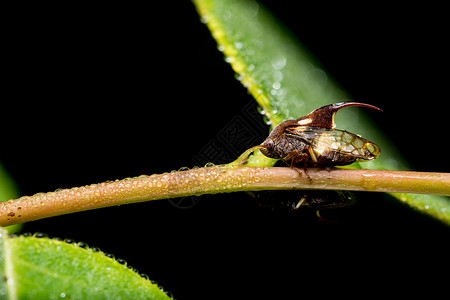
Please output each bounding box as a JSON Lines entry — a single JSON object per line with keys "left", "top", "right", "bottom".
{"left": 307, "top": 146, "right": 318, "bottom": 164}
{"left": 282, "top": 150, "right": 313, "bottom": 179}
{"left": 294, "top": 196, "right": 307, "bottom": 210}
{"left": 291, "top": 159, "right": 312, "bottom": 182}
{"left": 296, "top": 152, "right": 313, "bottom": 180}
{"left": 315, "top": 209, "right": 340, "bottom": 224}
{"left": 283, "top": 149, "right": 299, "bottom": 164}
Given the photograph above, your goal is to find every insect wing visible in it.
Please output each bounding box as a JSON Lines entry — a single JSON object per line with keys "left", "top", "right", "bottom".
{"left": 284, "top": 125, "right": 325, "bottom": 145}
{"left": 312, "top": 129, "right": 376, "bottom": 159}
{"left": 286, "top": 126, "right": 369, "bottom": 158}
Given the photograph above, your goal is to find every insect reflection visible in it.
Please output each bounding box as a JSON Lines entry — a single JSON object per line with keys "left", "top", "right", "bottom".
{"left": 249, "top": 190, "right": 356, "bottom": 219}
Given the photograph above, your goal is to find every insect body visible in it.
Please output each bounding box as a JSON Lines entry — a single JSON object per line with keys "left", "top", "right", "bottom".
{"left": 260, "top": 102, "right": 382, "bottom": 168}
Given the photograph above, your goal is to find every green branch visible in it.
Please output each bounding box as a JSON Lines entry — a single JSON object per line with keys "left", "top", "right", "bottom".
{"left": 1, "top": 166, "right": 449, "bottom": 227}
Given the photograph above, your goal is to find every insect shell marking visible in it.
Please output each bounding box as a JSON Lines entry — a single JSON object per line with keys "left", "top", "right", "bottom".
{"left": 312, "top": 132, "right": 340, "bottom": 155}
{"left": 297, "top": 118, "right": 312, "bottom": 126}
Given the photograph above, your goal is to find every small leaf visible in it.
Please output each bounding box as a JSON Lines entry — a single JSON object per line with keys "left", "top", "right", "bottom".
{"left": 193, "top": 0, "right": 450, "bottom": 224}
{"left": 0, "top": 228, "right": 171, "bottom": 299}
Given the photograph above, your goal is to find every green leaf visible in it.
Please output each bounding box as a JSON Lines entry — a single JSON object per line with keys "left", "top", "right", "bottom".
{"left": 0, "top": 228, "right": 171, "bottom": 300}
{"left": 193, "top": 0, "right": 450, "bottom": 224}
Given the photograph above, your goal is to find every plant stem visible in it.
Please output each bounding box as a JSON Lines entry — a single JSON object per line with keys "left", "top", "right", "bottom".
{"left": 0, "top": 166, "right": 449, "bottom": 226}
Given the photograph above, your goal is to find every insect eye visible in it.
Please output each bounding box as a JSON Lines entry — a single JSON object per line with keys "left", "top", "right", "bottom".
{"left": 263, "top": 138, "right": 274, "bottom": 150}
{"left": 364, "top": 142, "right": 380, "bottom": 157}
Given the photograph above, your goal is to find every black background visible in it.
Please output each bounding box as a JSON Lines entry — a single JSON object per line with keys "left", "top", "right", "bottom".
{"left": 2, "top": 1, "right": 449, "bottom": 298}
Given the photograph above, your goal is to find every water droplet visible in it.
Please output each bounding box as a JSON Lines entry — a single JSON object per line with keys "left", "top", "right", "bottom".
{"left": 257, "top": 106, "right": 266, "bottom": 115}
{"left": 94, "top": 190, "right": 102, "bottom": 197}
{"left": 234, "top": 41, "right": 243, "bottom": 49}
{"left": 307, "top": 67, "right": 328, "bottom": 85}
{"left": 224, "top": 56, "right": 233, "bottom": 63}
{"left": 271, "top": 56, "right": 287, "bottom": 70}
{"left": 200, "top": 16, "right": 209, "bottom": 23}
{"left": 222, "top": 10, "right": 231, "bottom": 20}
{"left": 273, "top": 70, "right": 283, "bottom": 82}
{"left": 218, "top": 45, "right": 225, "bottom": 52}
{"left": 77, "top": 241, "right": 88, "bottom": 248}
{"left": 34, "top": 232, "right": 47, "bottom": 238}
{"left": 272, "top": 82, "right": 281, "bottom": 89}
{"left": 249, "top": 1, "right": 259, "bottom": 17}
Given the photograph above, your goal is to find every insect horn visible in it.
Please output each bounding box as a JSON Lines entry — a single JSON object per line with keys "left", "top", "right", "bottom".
{"left": 295, "top": 102, "right": 383, "bottom": 129}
